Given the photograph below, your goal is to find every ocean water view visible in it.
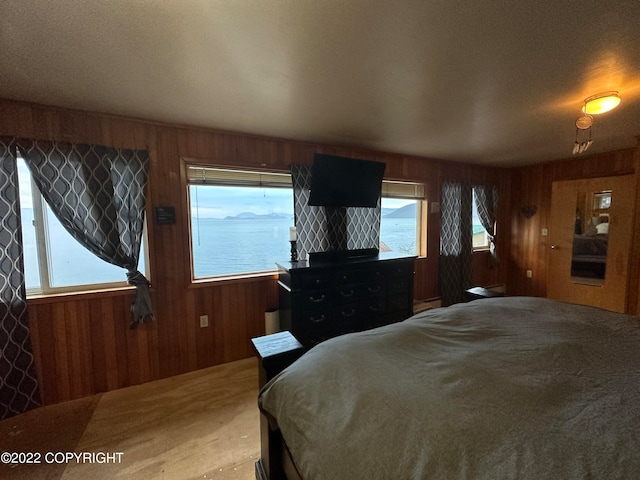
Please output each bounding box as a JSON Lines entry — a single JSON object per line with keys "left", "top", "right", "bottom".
{"left": 21, "top": 208, "right": 141, "bottom": 290}
{"left": 18, "top": 161, "right": 423, "bottom": 290}
{"left": 21, "top": 209, "right": 418, "bottom": 288}
{"left": 191, "top": 216, "right": 417, "bottom": 278}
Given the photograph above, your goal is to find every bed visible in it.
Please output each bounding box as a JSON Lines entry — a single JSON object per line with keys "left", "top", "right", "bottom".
{"left": 571, "top": 234, "right": 608, "bottom": 279}
{"left": 257, "top": 297, "right": 640, "bottom": 480}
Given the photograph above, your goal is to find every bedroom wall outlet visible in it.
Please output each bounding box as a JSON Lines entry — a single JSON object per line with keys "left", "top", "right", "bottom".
{"left": 431, "top": 202, "right": 440, "bottom": 214}
{"left": 541, "top": 228, "right": 548, "bottom": 236}
{"left": 526, "top": 270, "right": 533, "bottom": 278}
{"left": 199, "top": 315, "right": 209, "bottom": 328}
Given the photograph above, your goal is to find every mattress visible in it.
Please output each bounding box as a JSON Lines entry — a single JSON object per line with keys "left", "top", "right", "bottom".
{"left": 259, "top": 297, "right": 640, "bottom": 480}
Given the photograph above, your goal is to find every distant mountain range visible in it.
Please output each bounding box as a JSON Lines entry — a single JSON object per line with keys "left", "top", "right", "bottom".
{"left": 224, "top": 212, "right": 291, "bottom": 220}
{"left": 223, "top": 203, "right": 415, "bottom": 220}
{"left": 382, "top": 203, "right": 416, "bottom": 218}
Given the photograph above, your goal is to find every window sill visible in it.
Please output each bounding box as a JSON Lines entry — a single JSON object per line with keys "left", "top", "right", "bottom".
{"left": 189, "top": 271, "right": 278, "bottom": 288}
{"left": 26, "top": 285, "right": 138, "bottom": 305}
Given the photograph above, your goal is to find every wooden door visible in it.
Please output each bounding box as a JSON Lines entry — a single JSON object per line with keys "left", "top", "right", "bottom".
{"left": 548, "top": 175, "right": 635, "bottom": 313}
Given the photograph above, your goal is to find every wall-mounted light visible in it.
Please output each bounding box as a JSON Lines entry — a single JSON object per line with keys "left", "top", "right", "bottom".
{"left": 582, "top": 91, "right": 621, "bottom": 115}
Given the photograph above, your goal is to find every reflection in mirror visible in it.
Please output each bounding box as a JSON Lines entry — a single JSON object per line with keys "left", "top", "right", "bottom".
{"left": 571, "top": 190, "right": 611, "bottom": 285}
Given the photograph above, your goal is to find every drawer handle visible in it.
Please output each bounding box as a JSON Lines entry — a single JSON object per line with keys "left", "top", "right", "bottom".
{"left": 368, "top": 285, "right": 381, "bottom": 293}
{"left": 340, "top": 289, "right": 354, "bottom": 298}
{"left": 368, "top": 304, "right": 382, "bottom": 312}
{"left": 340, "top": 308, "right": 356, "bottom": 318}
{"left": 310, "top": 314, "right": 326, "bottom": 323}
{"left": 309, "top": 294, "right": 326, "bottom": 303}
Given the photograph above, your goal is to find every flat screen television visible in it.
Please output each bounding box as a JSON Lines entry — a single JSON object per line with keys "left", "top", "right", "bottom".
{"left": 308, "top": 154, "right": 385, "bottom": 208}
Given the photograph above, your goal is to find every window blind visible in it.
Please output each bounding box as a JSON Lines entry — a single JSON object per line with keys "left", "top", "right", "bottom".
{"left": 381, "top": 180, "right": 425, "bottom": 199}
{"left": 187, "top": 165, "right": 424, "bottom": 198}
{"left": 187, "top": 166, "right": 292, "bottom": 188}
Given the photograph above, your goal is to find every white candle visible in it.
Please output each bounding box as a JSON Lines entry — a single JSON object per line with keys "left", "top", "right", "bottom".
{"left": 289, "top": 226, "right": 297, "bottom": 241}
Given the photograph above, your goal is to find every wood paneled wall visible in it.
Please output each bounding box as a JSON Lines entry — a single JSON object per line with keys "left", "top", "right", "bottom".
{"left": 507, "top": 143, "right": 640, "bottom": 315}
{"left": 0, "top": 98, "right": 508, "bottom": 405}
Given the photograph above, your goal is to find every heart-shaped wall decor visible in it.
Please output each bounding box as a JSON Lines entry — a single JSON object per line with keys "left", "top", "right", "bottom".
{"left": 521, "top": 205, "right": 537, "bottom": 218}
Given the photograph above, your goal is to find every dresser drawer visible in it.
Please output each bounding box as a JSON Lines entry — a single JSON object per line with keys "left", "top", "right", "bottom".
{"left": 291, "top": 289, "right": 333, "bottom": 310}
{"left": 363, "top": 280, "right": 384, "bottom": 296}
{"left": 293, "top": 271, "right": 334, "bottom": 290}
{"left": 386, "top": 260, "right": 414, "bottom": 278}
{"left": 364, "top": 296, "right": 386, "bottom": 316}
{"left": 387, "top": 293, "right": 410, "bottom": 314}
{"left": 292, "top": 306, "right": 333, "bottom": 330}
{"left": 333, "top": 296, "right": 385, "bottom": 322}
{"left": 335, "top": 268, "right": 367, "bottom": 285}
{"left": 332, "top": 297, "right": 386, "bottom": 333}
{"left": 334, "top": 281, "right": 384, "bottom": 303}
{"left": 387, "top": 277, "right": 410, "bottom": 295}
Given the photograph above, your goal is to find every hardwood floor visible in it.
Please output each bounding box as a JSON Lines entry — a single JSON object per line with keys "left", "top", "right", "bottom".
{"left": 0, "top": 357, "right": 260, "bottom": 480}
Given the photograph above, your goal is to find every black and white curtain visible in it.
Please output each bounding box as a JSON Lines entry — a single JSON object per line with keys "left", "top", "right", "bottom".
{"left": 440, "top": 181, "right": 499, "bottom": 306}
{"left": 17, "top": 139, "right": 152, "bottom": 328}
{"left": 473, "top": 184, "right": 499, "bottom": 264}
{"left": 291, "top": 165, "right": 380, "bottom": 259}
{"left": 0, "top": 138, "right": 40, "bottom": 419}
{"left": 439, "top": 180, "right": 473, "bottom": 306}
{"left": 291, "top": 165, "right": 330, "bottom": 257}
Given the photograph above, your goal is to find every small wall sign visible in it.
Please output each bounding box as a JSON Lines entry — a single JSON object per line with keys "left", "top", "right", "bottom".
{"left": 154, "top": 206, "right": 176, "bottom": 225}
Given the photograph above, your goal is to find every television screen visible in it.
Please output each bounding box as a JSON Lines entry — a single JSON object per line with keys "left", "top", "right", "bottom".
{"left": 308, "top": 154, "right": 385, "bottom": 208}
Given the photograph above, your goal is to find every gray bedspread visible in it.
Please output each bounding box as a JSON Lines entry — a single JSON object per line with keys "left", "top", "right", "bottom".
{"left": 258, "top": 297, "right": 640, "bottom": 480}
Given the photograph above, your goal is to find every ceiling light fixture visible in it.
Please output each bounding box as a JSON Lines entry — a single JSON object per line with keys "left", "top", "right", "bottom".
{"left": 582, "top": 91, "right": 621, "bottom": 115}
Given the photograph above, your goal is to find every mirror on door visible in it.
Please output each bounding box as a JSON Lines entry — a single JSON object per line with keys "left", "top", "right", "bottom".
{"left": 570, "top": 190, "right": 611, "bottom": 284}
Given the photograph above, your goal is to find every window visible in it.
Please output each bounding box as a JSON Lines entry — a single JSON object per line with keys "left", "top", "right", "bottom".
{"left": 380, "top": 181, "right": 426, "bottom": 257}
{"left": 188, "top": 166, "right": 294, "bottom": 279}
{"left": 472, "top": 190, "right": 490, "bottom": 250}
{"left": 18, "top": 157, "right": 147, "bottom": 295}
{"left": 187, "top": 166, "right": 426, "bottom": 279}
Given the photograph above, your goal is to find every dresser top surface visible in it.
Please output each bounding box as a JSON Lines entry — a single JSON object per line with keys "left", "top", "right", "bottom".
{"left": 277, "top": 252, "right": 416, "bottom": 272}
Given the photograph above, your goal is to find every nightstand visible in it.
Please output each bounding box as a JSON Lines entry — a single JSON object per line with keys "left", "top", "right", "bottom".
{"left": 251, "top": 331, "right": 305, "bottom": 480}
{"left": 251, "top": 331, "right": 305, "bottom": 387}
{"left": 464, "top": 286, "right": 504, "bottom": 302}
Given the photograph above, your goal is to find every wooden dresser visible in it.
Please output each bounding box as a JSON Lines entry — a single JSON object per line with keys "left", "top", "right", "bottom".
{"left": 276, "top": 252, "right": 415, "bottom": 348}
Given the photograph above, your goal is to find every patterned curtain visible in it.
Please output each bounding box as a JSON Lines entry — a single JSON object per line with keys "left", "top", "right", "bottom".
{"left": 0, "top": 138, "right": 40, "bottom": 419}
{"left": 345, "top": 202, "right": 381, "bottom": 250}
{"left": 473, "top": 184, "right": 499, "bottom": 264}
{"left": 291, "top": 165, "right": 381, "bottom": 259}
{"left": 439, "top": 180, "right": 473, "bottom": 306}
{"left": 292, "top": 165, "right": 330, "bottom": 258}
{"left": 17, "top": 139, "right": 153, "bottom": 329}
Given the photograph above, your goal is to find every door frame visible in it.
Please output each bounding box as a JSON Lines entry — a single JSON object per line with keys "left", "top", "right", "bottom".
{"left": 547, "top": 174, "right": 635, "bottom": 313}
